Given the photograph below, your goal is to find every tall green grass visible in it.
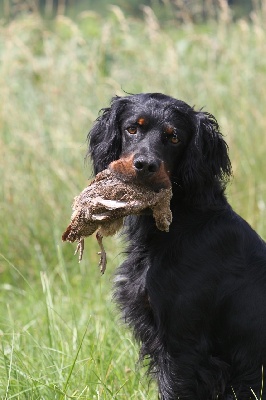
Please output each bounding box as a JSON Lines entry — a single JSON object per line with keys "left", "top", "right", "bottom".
{"left": 0, "top": 8, "right": 265, "bottom": 399}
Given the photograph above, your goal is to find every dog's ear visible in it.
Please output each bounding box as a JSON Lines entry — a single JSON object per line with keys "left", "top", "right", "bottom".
{"left": 87, "top": 96, "right": 129, "bottom": 175}
{"left": 179, "top": 111, "right": 232, "bottom": 196}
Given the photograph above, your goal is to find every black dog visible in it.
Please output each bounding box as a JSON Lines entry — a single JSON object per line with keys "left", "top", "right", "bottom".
{"left": 88, "top": 93, "right": 266, "bottom": 400}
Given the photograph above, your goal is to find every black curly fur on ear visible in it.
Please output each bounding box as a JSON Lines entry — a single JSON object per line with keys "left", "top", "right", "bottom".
{"left": 177, "top": 110, "right": 232, "bottom": 204}
{"left": 87, "top": 96, "right": 130, "bottom": 175}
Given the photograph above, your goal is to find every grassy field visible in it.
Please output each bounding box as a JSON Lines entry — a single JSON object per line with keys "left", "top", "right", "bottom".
{"left": 0, "top": 7, "right": 266, "bottom": 399}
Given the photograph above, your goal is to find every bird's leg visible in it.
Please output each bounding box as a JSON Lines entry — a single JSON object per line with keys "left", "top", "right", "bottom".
{"left": 74, "top": 238, "right": 84, "bottom": 263}
{"left": 96, "top": 231, "right": 107, "bottom": 274}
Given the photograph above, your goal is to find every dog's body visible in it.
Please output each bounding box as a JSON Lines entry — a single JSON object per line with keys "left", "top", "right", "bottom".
{"left": 88, "top": 93, "right": 266, "bottom": 400}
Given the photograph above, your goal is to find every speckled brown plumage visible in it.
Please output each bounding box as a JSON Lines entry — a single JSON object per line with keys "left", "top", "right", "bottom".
{"left": 62, "top": 168, "right": 172, "bottom": 273}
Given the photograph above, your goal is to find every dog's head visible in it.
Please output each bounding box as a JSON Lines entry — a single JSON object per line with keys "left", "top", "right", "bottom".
{"left": 88, "top": 93, "right": 231, "bottom": 197}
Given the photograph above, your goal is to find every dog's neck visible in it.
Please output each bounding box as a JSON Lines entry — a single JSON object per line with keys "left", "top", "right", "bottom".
{"left": 171, "top": 180, "right": 228, "bottom": 212}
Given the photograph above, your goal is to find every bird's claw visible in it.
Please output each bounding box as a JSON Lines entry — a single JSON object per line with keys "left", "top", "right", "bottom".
{"left": 96, "top": 231, "right": 107, "bottom": 274}
{"left": 74, "top": 238, "right": 84, "bottom": 263}
{"left": 97, "top": 250, "right": 107, "bottom": 274}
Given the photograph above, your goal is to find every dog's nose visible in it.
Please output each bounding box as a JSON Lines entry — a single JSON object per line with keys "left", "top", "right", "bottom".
{"left": 133, "top": 156, "right": 160, "bottom": 174}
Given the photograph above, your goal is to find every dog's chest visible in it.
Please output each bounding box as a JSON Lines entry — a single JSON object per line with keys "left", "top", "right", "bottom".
{"left": 114, "top": 250, "right": 158, "bottom": 337}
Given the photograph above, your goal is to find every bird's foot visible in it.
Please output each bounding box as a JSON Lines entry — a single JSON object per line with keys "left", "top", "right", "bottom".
{"left": 74, "top": 238, "right": 84, "bottom": 262}
{"left": 96, "top": 232, "right": 107, "bottom": 274}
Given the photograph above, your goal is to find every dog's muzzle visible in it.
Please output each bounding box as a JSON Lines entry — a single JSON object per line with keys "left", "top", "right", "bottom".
{"left": 109, "top": 154, "right": 171, "bottom": 191}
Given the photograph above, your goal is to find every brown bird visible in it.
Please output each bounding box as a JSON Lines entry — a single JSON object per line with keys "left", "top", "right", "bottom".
{"left": 62, "top": 168, "right": 172, "bottom": 273}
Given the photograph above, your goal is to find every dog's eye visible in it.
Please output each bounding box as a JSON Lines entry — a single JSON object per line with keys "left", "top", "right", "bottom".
{"left": 126, "top": 127, "right": 137, "bottom": 134}
{"left": 165, "top": 133, "right": 180, "bottom": 144}
{"left": 170, "top": 134, "right": 180, "bottom": 144}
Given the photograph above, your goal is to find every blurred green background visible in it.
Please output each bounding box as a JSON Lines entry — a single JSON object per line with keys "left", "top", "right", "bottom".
{"left": 0, "top": 0, "right": 265, "bottom": 399}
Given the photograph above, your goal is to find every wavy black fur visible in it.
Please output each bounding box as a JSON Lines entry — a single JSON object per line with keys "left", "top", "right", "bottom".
{"left": 88, "top": 93, "right": 266, "bottom": 400}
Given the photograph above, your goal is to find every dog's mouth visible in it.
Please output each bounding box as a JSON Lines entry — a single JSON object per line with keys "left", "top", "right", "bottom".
{"left": 109, "top": 155, "right": 171, "bottom": 192}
